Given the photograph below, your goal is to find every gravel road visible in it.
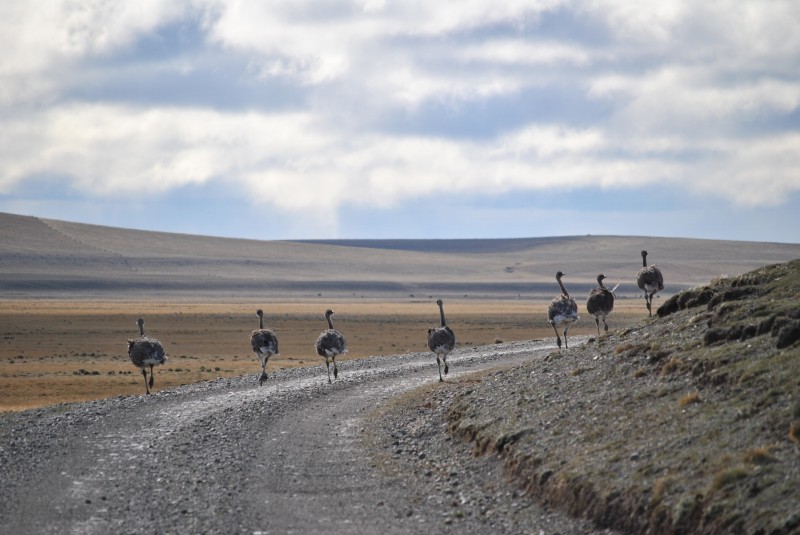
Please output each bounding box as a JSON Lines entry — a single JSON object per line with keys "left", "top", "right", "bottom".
{"left": 0, "top": 340, "right": 613, "bottom": 534}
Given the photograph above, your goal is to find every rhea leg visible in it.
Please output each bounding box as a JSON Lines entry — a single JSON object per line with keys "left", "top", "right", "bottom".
{"left": 333, "top": 358, "right": 338, "bottom": 380}
{"left": 563, "top": 326, "right": 570, "bottom": 349}
{"left": 141, "top": 368, "right": 150, "bottom": 395}
{"left": 443, "top": 358, "right": 449, "bottom": 375}
{"left": 594, "top": 317, "right": 601, "bottom": 336}
{"left": 551, "top": 323, "right": 562, "bottom": 349}
{"left": 149, "top": 364, "right": 155, "bottom": 388}
{"left": 602, "top": 316, "right": 609, "bottom": 333}
{"left": 259, "top": 357, "right": 268, "bottom": 386}
{"left": 645, "top": 293, "right": 652, "bottom": 316}
{"left": 436, "top": 356, "right": 444, "bottom": 382}
{"left": 325, "top": 357, "right": 332, "bottom": 384}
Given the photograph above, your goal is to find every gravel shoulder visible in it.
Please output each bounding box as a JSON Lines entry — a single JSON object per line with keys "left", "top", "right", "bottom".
{"left": 0, "top": 340, "right": 610, "bottom": 534}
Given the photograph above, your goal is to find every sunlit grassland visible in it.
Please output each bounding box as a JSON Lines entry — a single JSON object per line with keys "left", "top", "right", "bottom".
{"left": 0, "top": 298, "right": 645, "bottom": 411}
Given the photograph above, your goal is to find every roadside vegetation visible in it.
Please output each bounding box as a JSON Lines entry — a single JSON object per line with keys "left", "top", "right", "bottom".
{"left": 447, "top": 259, "right": 800, "bottom": 534}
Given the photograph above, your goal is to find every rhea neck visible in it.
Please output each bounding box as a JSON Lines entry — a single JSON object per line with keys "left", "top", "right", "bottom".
{"left": 556, "top": 274, "right": 570, "bottom": 298}
{"left": 597, "top": 275, "right": 606, "bottom": 288}
{"left": 437, "top": 300, "right": 447, "bottom": 327}
{"left": 137, "top": 319, "right": 145, "bottom": 337}
{"left": 325, "top": 310, "right": 335, "bottom": 330}
{"left": 257, "top": 310, "right": 264, "bottom": 329}
{"left": 641, "top": 251, "right": 649, "bottom": 268}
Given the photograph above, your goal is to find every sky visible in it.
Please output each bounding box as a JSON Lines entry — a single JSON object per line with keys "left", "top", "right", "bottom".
{"left": 1, "top": 1, "right": 799, "bottom": 243}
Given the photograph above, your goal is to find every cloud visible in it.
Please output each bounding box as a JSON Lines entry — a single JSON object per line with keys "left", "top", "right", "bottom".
{"left": 0, "top": 1, "right": 799, "bottom": 240}
{"left": 2, "top": 103, "right": 797, "bottom": 214}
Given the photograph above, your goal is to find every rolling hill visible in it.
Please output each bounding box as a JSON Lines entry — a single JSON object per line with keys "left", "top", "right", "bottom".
{"left": 2, "top": 211, "right": 799, "bottom": 300}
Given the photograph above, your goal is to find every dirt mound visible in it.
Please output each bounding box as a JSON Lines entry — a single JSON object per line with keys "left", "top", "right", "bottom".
{"left": 446, "top": 259, "right": 800, "bottom": 534}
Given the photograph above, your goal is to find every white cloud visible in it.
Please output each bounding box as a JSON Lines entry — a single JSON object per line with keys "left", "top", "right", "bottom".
{"left": 2, "top": 103, "right": 797, "bottom": 216}
{"left": 0, "top": 0, "right": 190, "bottom": 105}
{"left": 461, "top": 39, "right": 592, "bottom": 66}
{"left": 589, "top": 67, "right": 800, "bottom": 135}
{"left": 1, "top": 1, "right": 799, "bottom": 240}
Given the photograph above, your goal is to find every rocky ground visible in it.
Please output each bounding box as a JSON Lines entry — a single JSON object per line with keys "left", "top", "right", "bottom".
{"left": 377, "top": 259, "right": 799, "bottom": 535}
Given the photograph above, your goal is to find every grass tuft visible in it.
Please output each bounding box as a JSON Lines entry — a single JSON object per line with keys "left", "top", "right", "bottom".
{"left": 789, "top": 422, "right": 800, "bottom": 444}
{"left": 711, "top": 466, "right": 749, "bottom": 492}
{"left": 661, "top": 356, "right": 682, "bottom": 376}
{"left": 615, "top": 343, "right": 634, "bottom": 354}
{"left": 743, "top": 446, "right": 777, "bottom": 465}
{"left": 678, "top": 391, "right": 701, "bottom": 406}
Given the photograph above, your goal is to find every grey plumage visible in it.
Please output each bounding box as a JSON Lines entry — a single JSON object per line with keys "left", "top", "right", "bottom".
{"left": 316, "top": 309, "right": 347, "bottom": 383}
{"left": 127, "top": 318, "right": 166, "bottom": 395}
{"left": 251, "top": 309, "right": 279, "bottom": 386}
{"left": 636, "top": 250, "right": 664, "bottom": 317}
{"left": 547, "top": 271, "right": 579, "bottom": 349}
{"left": 586, "top": 273, "right": 615, "bottom": 336}
{"left": 427, "top": 299, "right": 456, "bottom": 382}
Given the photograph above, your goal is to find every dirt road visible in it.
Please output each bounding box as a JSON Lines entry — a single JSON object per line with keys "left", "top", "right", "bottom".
{"left": 0, "top": 341, "right": 610, "bottom": 534}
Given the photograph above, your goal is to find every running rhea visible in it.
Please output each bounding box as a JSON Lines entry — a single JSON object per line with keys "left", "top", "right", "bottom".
{"left": 250, "top": 309, "right": 279, "bottom": 386}
{"left": 586, "top": 274, "right": 615, "bottom": 336}
{"left": 127, "top": 318, "right": 167, "bottom": 395}
{"left": 636, "top": 250, "right": 664, "bottom": 317}
{"left": 427, "top": 299, "right": 456, "bottom": 382}
{"left": 315, "top": 309, "right": 347, "bottom": 383}
{"left": 547, "top": 271, "right": 579, "bottom": 349}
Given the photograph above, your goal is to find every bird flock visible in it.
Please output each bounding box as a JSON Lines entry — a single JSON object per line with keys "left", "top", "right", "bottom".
{"left": 128, "top": 250, "right": 664, "bottom": 394}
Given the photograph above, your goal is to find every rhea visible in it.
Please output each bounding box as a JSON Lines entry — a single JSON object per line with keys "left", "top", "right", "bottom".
{"left": 316, "top": 309, "right": 347, "bottom": 383}
{"left": 250, "top": 309, "right": 279, "bottom": 386}
{"left": 636, "top": 250, "right": 664, "bottom": 317}
{"left": 127, "top": 318, "right": 167, "bottom": 395}
{"left": 586, "top": 274, "right": 615, "bottom": 336}
{"left": 548, "top": 271, "right": 579, "bottom": 349}
{"left": 427, "top": 299, "right": 456, "bottom": 382}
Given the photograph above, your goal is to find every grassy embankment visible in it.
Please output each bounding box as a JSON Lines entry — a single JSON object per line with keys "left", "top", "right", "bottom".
{"left": 444, "top": 260, "right": 800, "bottom": 534}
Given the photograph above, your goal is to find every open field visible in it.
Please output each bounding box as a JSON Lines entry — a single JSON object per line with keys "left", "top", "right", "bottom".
{"left": 0, "top": 299, "right": 646, "bottom": 411}
{"left": 2, "top": 211, "right": 799, "bottom": 412}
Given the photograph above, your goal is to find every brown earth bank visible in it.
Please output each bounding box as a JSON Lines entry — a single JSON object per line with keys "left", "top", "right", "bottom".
{"left": 428, "top": 259, "right": 800, "bottom": 534}
{"left": 0, "top": 300, "right": 646, "bottom": 411}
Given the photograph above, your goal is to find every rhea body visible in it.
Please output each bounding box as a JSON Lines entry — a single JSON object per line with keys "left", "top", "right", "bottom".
{"left": 427, "top": 299, "right": 456, "bottom": 382}
{"left": 250, "top": 309, "right": 279, "bottom": 386}
{"left": 636, "top": 250, "right": 664, "bottom": 317}
{"left": 547, "top": 272, "right": 579, "bottom": 349}
{"left": 586, "top": 274, "right": 615, "bottom": 336}
{"left": 127, "top": 318, "right": 167, "bottom": 395}
{"left": 316, "top": 309, "right": 347, "bottom": 383}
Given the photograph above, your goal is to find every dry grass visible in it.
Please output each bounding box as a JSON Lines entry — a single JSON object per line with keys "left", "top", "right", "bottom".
{"left": 633, "top": 368, "right": 648, "bottom": 378}
{"left": 789, "top": 422, "right": 800, "bottom": 444}
{"left": 742, "top": 446, "right": 778, "bottom": 465}
{"left": 710, "top": 466, "right": 750, "bottom": 492}
{"left": 678, "top": 391, "right": 701, "bottom": 406}
{"left": 0, "top": 298, "right": 644, "bottom": 411}
{"left": 661, "top": 356, "right": 683, "bottom": 376}
{"left": 615, "top": 343, "right": 634, "bottom": 354}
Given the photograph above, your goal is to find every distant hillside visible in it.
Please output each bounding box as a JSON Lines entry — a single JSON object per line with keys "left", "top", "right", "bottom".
{"left": 2, "top": 212, "right": 799, "bottom": 300}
